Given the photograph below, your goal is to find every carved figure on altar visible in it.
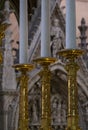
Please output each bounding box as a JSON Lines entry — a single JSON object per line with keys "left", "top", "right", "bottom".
{"left": 51, "top": 96, "right": 67, "bottom": 125}
{"left": 52, "top": 97, "right": 59, "bottom": 123}
{"left": 32, "top": 100, "right": 38, "bottom": 123}
{"left": 50, "top": 18, "right": 64, "bottom": 58}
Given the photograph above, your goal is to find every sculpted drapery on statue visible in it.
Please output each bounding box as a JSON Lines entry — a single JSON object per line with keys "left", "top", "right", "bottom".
{"left": 51, "top": 95, "right": 67, "bottom": 125}
{"left": 50, "top": 18, "right": 65, "bottom": 58}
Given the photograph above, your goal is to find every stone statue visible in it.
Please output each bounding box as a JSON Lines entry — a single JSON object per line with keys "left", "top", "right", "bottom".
{"left": 52, "top": 97, "right": 59, "bottom": 123}
{"left": 32, "top": 101, "right": 38, "bottom": 123}
{"left": 50, "top": 18, "right": 64, "bottom": 58}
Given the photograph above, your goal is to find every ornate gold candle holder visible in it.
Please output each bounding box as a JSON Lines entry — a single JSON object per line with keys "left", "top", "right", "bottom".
{"left": 13, "top": 64, "right": 34, "bottom": 130}
{"left": 58, "top": 49, "right": 84, "bottom": 130}
{"left": 33, "top": 57, "right": 56, "bottom": 130}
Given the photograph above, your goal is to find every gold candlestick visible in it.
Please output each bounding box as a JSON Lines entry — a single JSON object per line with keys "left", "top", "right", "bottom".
{"left": 33, "top": 57, "right": 56, "bottom": 130}
{"left": 58, "top": 49, "right": 84, "bottom": 130}
{"left": 13, "top": 64, "right": 34, "bottom": 130}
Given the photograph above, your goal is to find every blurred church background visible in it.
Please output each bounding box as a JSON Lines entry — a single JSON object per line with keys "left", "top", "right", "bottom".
{"left": 0, "top": 0, "right": 88, "bottom": 130}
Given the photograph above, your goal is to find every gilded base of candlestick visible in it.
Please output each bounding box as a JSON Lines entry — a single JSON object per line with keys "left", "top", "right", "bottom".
{"left": 33, "top": 57, "right": 56, "bottom": 130}
{"left": 13, "top": 64, "right": 34, "bottom": 130}
{"left": 58, "top": 49, "right": 84, "bottom": 130}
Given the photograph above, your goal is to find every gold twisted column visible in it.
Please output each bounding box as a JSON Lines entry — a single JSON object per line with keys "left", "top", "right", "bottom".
{"left": 33, "top": 57, "right": 56, "bottom": 130}
{"left": 58, "top": 49, "right": 84, "bottom": 130}
{"left": 13, "top": 64, "right": 34, "bottom": 130}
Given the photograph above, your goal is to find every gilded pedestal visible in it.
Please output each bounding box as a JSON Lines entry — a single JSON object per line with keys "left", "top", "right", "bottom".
{"left": 13, "top": 64, "right": 34, "bottom": 130}
{"left": 33, "top": 57, "right": 56, "bottom": 130}
{"left": 58, "top": 49, "right": 84, "bottom": 130}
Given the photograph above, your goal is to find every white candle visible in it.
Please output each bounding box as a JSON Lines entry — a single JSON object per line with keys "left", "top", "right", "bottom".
{"left": 41, "top": 0, "right": 50, "bottom": 57}
{"left": 66, "top": 0, "right": 76, "bottom": 49}
{"left": 19, "top": 0, "right": 28, "bottom": 63}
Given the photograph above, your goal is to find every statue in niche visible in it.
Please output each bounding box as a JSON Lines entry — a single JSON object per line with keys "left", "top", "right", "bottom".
{"left": 32, "top": 99, "right": 39, "bottom": 123}
{"left": 51, "top": 96, "right": 67, "bottom": 125}
{"left": 52, "top": 97, "right": 60, "bottom": 124}
{"left": 60, "top": 101, "right": 67, "bottom": 124}
{"left": 7, "top": 98, "right": 17, "bottom": 130}
{"left": 50, "top": 18, "right": 64, "bottom": 58}
{"left": 29, "top": 82, "right": 41, "bottom": 124}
